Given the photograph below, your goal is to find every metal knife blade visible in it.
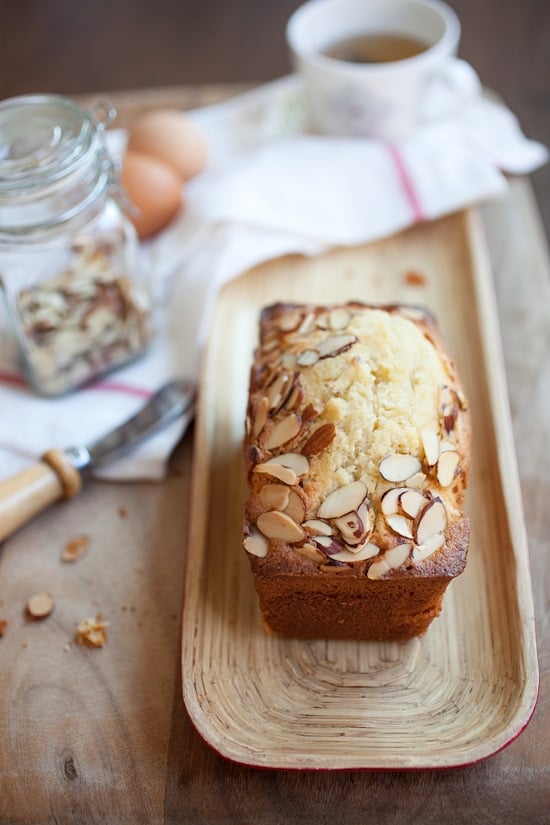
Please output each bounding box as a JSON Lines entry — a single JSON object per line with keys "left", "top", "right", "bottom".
{"left": 64, "top": 379, "right": 196, "bottom": 473}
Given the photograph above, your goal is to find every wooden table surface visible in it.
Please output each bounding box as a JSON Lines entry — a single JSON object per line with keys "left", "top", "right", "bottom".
{"left": 1, "top": 84, "right": 549, "bottom": 825}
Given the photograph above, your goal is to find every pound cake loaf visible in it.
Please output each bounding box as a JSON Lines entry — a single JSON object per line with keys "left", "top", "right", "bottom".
{"left": 242, "top": 302, "right": 471, "bottom": 641}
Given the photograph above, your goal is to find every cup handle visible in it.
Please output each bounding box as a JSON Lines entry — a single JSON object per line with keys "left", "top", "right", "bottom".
{"left": 420, "top": 58, "right": 482, "bottom": 123}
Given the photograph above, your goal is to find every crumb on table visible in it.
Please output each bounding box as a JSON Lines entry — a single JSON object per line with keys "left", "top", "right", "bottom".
{"left": 0, "top": 619, "right": 8, "bottom": 637}
{"left": 404, "top": 269, "right": 427, "bottom": 286}
{"left": 75, "top": 615, "right": 109, "bottom": 648}
{"left": 61, "top": 534, "right": 90, "bottom": 562}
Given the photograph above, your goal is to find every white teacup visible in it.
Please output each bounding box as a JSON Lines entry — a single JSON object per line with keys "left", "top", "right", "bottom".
{"left": 286, "top": 0, "right": 480, "bottom": 139}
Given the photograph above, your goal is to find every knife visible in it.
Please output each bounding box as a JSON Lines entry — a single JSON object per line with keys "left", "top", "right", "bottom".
{"left": 0, "top": 379, "right": 196, "bottom": 543}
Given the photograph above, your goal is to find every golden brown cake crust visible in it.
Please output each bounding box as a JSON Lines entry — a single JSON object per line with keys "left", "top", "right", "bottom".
{"left": 242, "top": 302, "right": 471, "bottom": 641}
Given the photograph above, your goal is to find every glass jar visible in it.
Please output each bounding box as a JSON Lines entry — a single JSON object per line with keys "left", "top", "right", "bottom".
{"left": 0, "top": 94, "right": 153, "bottom": 396}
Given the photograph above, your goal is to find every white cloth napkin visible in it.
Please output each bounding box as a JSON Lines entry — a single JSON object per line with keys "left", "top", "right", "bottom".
{"left": 0, "top": 74, "right": 546, "bottom": 482}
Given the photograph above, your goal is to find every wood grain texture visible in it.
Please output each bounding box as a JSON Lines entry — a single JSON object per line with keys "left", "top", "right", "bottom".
{"left": 182, "top": 209, "right": 537, "bottom": 770}
{"left": 0, "top": 85, "right": 548, "bottom": 823}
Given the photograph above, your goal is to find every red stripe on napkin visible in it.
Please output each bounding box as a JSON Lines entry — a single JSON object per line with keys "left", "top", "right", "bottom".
{"left": 387, "top": 144, "right": 425, "bottom": 223}
{"left": 0, "top": 370, "right": 152, "bottom": 399}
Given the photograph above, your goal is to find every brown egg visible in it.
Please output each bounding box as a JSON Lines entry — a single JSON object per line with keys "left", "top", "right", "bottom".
{"left": 121, "top": 150, "right": 183, "bottom": 239}
{"left": 127, "top": 109, "right": 208, "bottom": 181}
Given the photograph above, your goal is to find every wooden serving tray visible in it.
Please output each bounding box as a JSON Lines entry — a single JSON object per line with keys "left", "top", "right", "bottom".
{"left": 181, "top": 209, "right": 538, "bottom": 770}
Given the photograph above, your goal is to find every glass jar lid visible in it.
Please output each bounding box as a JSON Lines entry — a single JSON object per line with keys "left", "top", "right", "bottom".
{"left": 0, "top": 95, "right": 115, "bottom": 195}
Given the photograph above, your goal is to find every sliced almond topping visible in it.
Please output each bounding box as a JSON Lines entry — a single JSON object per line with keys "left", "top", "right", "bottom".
{"left": 328, "top": 308, "right": 351, "bottom": 330}
{"left": 266, "top": 452, "right": 309, "bottom": 477}
{"left": 386, "top": 514, "right": 414, "bottom": 539}
{"left": 333, "top": 502, "right": 371, "bottom": 546}
{"left": 331, "top": 542, "right": 380, "bottom": 563}
{"left": 261, "top": 337, "right": 279, "bottom": 355}
{"left": 282, "top": 383, "right": 304, "bottom": 412}
{"left": 303, "top": 519, "right": 334, "bottom": 536}
{"left": 405, "top": 471, "right": 427, "bottom": 488}
{"left": 296, "top": 349, "right": 320, "bottom": 367}
{"left": 284, "top": 489, "right": 306, "bottom": 524}
{"left": 267, "top": 372, "right": 291, "bottom": 412}
{"left": 380, "top": 486, "right": 409, "bottom": 515}
{"left": 379, "top": 453, "right": 421, "bottom": 483}
{"left": 257, "top": 511, "right": 305, "bottom": 543}
{"left": 318, "top": 334, "right": 358, "bottom": 359}
{"left": 297, "top": 312, "right": 315, "bottom": 335}
{"left": 385, "top": 543, "right": 412, "bottom": 569}
{"left": 244, "top": 528, "right": 269, "bottom": 558}
{"left": 258, "top": 484, "right": 290, "bottom": 512}
{"left": 296, "top": 543, "right": 325, "bottom": 563}
{"left": 421, "top": 429, "right": 439, "bottom": 466}
{"left": 319, "top": 561, "right": 351, "bottom": 573}
{"left": 397, "top": 306, "right": 427, "bottom": 322}
{"left": 280, "top": 352, "right": 296, "bottom": 370}
{"left": 439, "top": 440, "right": 456, "bottom": 453}
{"left": 252, "top": 396, "right": 269, "bottom": 438}
{"left": 277, "top": 309, "right": 302, "bottom": 332}
{"left": 26, "top": 592, "right": 55, "bottom": 620}
{"left": 416, "top": 498, "right": 447, "bottom": 545}
{"left": 412, "top": 533, "right": 445, "bottom": 562}
{"left": 317, "top": 481, "right": 367, "bottom": 519}
{"left": 315, "top": 311, "right": 331, "bottom": 330}
{"left": 263, "top": 413, "right": 302, "bottom": 451}
{"left": 437, "top": 450, "right": 459, "bottom": 488}
{"left": 301, "top": 422, "right": 336, "bottom": 456}
{"left": 399, "top": 489, "right": 426, "bottom": 519}
{"left": 313, "top": 535, "right": 345, "bottom": 555}
{"left": 253, "top": 463, "right": 297, "bottom": 485}
{"left": 367, "top": 558, "right": 390, "bottom": 580}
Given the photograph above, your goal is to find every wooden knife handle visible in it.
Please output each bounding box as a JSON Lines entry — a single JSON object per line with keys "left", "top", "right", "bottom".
{"left": 0, "top": 449, "right": 82, "bottom": 543}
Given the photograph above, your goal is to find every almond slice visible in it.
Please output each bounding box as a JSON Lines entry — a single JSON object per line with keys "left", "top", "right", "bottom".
{"left": 296, "top": 543, "right": 325, "bottom": 563}
{"left": 317, "top": 334, "right": 358, "bottom": 359}
{"left": 266, "top": 452, "right": 309, "bottom": 477}
{"left": 380, "top": 486, "right": 409, "bottom": 515}
{"left": 331, "top": 542, "right": 380, "bottom": 563}
{"left": 319, "top": 561, "right": 351, "bottom": 573}
{"left": 328, "top": 308, "right": 351, "bottom": 330}
{"left": 267, "top": 372, "right": 291, "bottom": 412}
{"left": 26, "top": 592, "right": 55, "bottom": 619}
{"left": 385, "top": 543, "right": 412, "bottom": 569}
{"left": 416, "top": 498, "right": 447, "bottom": 545}
{"left": 367, "top": 558, "right": 390, "bottom": 580}
{"left": 317, "top": 481, "right": 367, "bottom": 519}
{"left": 297, "top": 312, "right": 316, "bottom": 335}
{"left": 280, "top": 352, "right": 296, "bottom": 370}
{"left": 437, "top": 450, "right": 459, "bottom": 487}
{"left": 243, "top": 528, "right": 269, "bottom": 558}
{"left": 257, "top": 511, "right": 305, "bottom": 543}
{"left": 412, "top": 533, "right": 445, "bottom": 562}
{"left": 296, "top": 349, "right": 320, "bottom": 367}
{"left": 284, "top": 489, "right": 306, "bottom": 524}
{"left": 405, "top": 471, "right": 427, "bottom": 488}
{"left": 253, "top": 463, "right": 297, "bottom": 485}
{"left": 252, "top": 396, "right": 269, "bottom": 438}
{"left": 263, "top": 414, "right": 302, "bottom": 451}
{"left": 282, "top": 383, "right": 304, "bottom": 412}
{"left": 303, "top": 519, "right": 334, "bottom": 536}
{"left": 313, "top": 535, "right": 345, "bottom": 555}
{"left": 277, "top": 309, "right": 302, "bottom": 332}
{"left": 386, "top": 514, "right": 414, "bottom": 539}
{"left": 421, "top": 429, "right": 439, "bottom": 466}
{"left": 399, "top": 489, "right": 426, "bottom": 519}
{"left": 333, "top": 502, "right": 371, "bottom": 546}
{"left": 258, "top": 484, "right": 290, "bottom": 512}
{"left": 301, "top": 423, "right": 336, "bottom": 456}
{"left": 379, "top": 454, "right": 421, "bottom": 482}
